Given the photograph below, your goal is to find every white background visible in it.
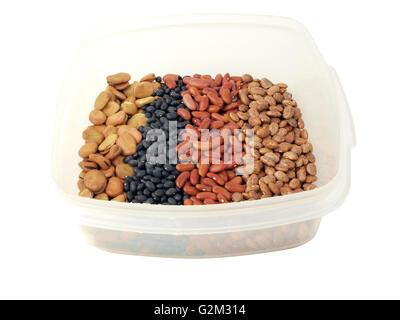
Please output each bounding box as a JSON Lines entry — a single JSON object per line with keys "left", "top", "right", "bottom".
{"left": 1, "top": 0, "right": 399, "bottom": 300}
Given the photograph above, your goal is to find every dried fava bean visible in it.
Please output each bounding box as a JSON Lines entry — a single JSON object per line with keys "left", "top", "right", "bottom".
{"left": 117, "top": 125, "right": 142, "bottom": 143}
{"left": 107, "top": 72, "right": 131, "bottom": 85}
{"left": 88, "top": 154, "right": 112, "bottom": 170}
{"left": 114, "top": 82, "right": 130, "bottom": 90}
{"left": 121, "top": 101, "right": 137, "bottom": 115}
{"left": 134, "top": 81, "right": 155, "bottom": 98}
{"left": 105, "top": 144, "right": 121, "bottom": 160}
{"left": 83, "top": 169, "right": 107, "bottom": 193}
{"left": 82, "top": 127, "right": 104, "bottom": 145}
{"left": 77, "top": 179, "right": 85, "bottom": 191}
{"left": 79, "top": 161, "right": 98, "bottom": 172}
{"left": 116, "top": 163, "right": 134, "bottom": 179}
{"left": 94, "top": 91, "right": 111, "bottom": 110}
{"left": 140, "top": 73, "right": 156, "bottom": 82}
{"left": 111, "top": 193, "right": 126, "bottom": 202}
{"left": 106, "top": 177, "right": 124, "bottom": 197}
{"left": 78, "top": 142, "right": 98, "bottom": 158}
{"left": 106, "top": 111, "right": 127, "bottom": 126}
{"left": 102, "top": 165, "right": 115, "bottom": 178}
{"left": 79, "top": 189, "right": 93, "bottom": 198}
{"left": 89, "top": 110, "right": 107, "bottom": 125}
{"left": 99, "top": 133, "right": 118, "bottom": 153}
{"left": 102, "top": 100, "right": 120, "bottom": 117}
{"left": 103, "top": 125, "right": 118, "bottom": 137}
{"left": 116, "top": 133, "right": 137, "bottom": 156}
{"left": 95, "top": 193, "right": 109, "bottom": 200}
{"left": 79, "top": 171, "right": 86, "bottom": 180}
{"left": 135, "top": 96, "right": 156, "bottom": 107}
{"left": 128, "top": 113, "right": 147, "bottom": 128}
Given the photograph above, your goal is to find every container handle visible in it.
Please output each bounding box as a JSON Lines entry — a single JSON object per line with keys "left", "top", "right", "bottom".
{"left": 328, "top": 67, "right": 356, "bottom": 148}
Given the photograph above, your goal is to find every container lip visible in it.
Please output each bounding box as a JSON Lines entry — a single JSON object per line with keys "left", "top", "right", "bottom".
{"left": 52, "top": 14, "right": 353, "bottom": 233}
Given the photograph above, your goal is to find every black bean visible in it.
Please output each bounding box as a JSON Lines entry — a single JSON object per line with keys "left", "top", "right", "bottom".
{"left": 137, "top": 183, "right": 145, "bottom": 191}
{"left": 174, "top": 194, "right": 182, "bottom": 201}
{"left": 155, "top": 189, "right": 164, "bottom": 197}
{"left": 145, "top": 198, "right": 155, "bottom": 204}
{"left": 168, "top": 197, "right": 177, "bottom": 205}
{"left": 164, "top": 181, "right": 174, "bottom": 188}
{"left": 145, "top": 181, "right": 156, "bottom": 192}
{"left": 143, "top": 189, "right": 151, "bottom": 196}
{"left": 164, "top": 164, "right": 175, "bottom": 172}
{"left": 153, "top": 168, "right": 162, "bottom": 178}
{"left": 166, "top": 188, "right": 177, "bottom": 196}
{"left": 156, "top": 76, "right": 162, "bottom": 82}
{"left": 135, "top": 195, "right": 147, "bottom": 202}
{"left": 155, "top": 110, "right": 166, "bottom": 117}
{"left": 130, "top": 182, "right": 137, "bottom": 193}
{"left": 126, "top": 191, "right": 134, "bottom": 202}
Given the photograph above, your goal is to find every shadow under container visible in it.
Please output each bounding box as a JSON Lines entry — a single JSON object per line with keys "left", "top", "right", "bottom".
{"left": 52, "top": 14, "right": 356, "bottom": 258}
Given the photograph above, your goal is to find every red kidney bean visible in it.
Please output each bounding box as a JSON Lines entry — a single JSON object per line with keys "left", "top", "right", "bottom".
{"left": 190, "top": 196, "right": 203, "bottom": 205}
{"left": 215, "top": 74, "right": 223, "bottom": 86}
{"left": 210, "top": 120, "right": 225, "bottom": 129}
{"left": 202, "top": 177, "right": 217, "bottom": 187}
{"left": 164, "top": 76, "right": 177, "bottom": 89}
{"left": 225, "top": 181, "right": 246, "bottom": 193}
{"left": 207, "top": 105, "right": 221, "bottom": 113}
{"left": 176, "top": 171, "right": 190, "bottom": 188}
{"left": 184, "top": 198, "right": 193, "bottom": 205}
{"left": 212, "top": 185, "right": 232, "bottom": 201}
{"left": 190, "top": 169, "right": 199, "bottom": 185}
{"left": 223, "top": 101, "right": 241, "bottom": 111}
{"left": 219, "top": 170, "right": 228, "bottom": 183}
{"left": 184, "top": 183, "right": 199, "bottom": 196}
{"left": 204, "top": 199, "right": 218, "bottom": 205}
{"left": 192, "top": 111, "right": 210, "bottom": 119}
{"left": 189, "top": 87, "right": 200, "bottom": 96}
{"left": 163, "top": 74, "right": 179, "bottom": 81}
{"left": 198, "top": 118, "right": 211, "bottom": 130}
{"left": 206, "top": 91, "right": 223, "bottom": 106}
{"left": 220, "top": 87, "right": 232, "bottom": 104}
{"left": 183, "top": 94, "right": 198, "bottom": 110}
{"left": 195, "top": 184, "right": 212, "bottom": 192}
{"left": 198, "top": 164, "right": 210, "bottom": 177}
{"left": 176, "top": 163, "right": 195, "bottom": 172}
{"left": 196, "top": 192, "right": 217, "bottom": 201}
{"left": 227, "top": 170, "right": 236, "bottom": 180}
{"left": 189, "top": 78, "right": 210, "bottom": 89}
{"left": 206, "top": 172, "right": 225, "bottom": 185}
{"left": 199, "top": 95, "right": 209, "bottom": 111}
{"left": 177, "top": 108, "right": 191, "bottom": 121}
{"left": 209, "top": 164, "right": 226, "bottom": 173}
{"left": 229, "top": 176, "right": 242, "bottom": 184}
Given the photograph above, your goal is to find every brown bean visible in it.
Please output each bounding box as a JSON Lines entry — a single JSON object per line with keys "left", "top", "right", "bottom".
{"left": 89, "top": 110, "right": 107, "bottom": 125}
{"left": 83, "top": 170, "right": 107, "bottom": 193}
{"left": 89, "top": 154, "right": 112, "bottom": 170}
{"left": 116, "top": 133, "right": 137, "bottom": 156}
{"left": 105, "top": 177, "right": 123, "bottom": 197}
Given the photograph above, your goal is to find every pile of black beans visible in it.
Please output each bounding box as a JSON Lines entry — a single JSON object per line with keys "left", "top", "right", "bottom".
{"left": 123, "top": 76, "right": 190, "bottom": 204}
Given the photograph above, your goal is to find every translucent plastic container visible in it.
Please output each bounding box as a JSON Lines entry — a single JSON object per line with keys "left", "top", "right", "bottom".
{"left": 51, "top": 14, "right": 356, "bottom": 258}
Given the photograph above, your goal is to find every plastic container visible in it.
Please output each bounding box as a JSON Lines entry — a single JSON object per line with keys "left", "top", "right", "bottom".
{"left": 52, "top": 14, "right": 355, "bottom": 258}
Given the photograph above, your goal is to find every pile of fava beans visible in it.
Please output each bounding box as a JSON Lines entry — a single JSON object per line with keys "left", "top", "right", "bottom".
{"left": 78, "top": 73, "right": 318, "bottom": 205}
